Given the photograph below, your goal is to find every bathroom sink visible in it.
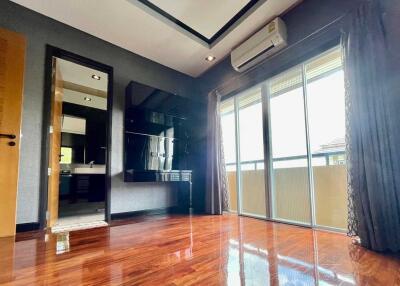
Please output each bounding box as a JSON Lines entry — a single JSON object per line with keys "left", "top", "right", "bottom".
{"left": 72, "top": 165, "right": 106, "bottom": 174}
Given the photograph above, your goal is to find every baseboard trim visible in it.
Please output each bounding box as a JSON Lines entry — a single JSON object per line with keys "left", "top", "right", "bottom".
{"left": 16, "top": 222, "right": 40, "bottom": 233}
{"left": 110, "top": 207, "right": 179, "bottom": 220}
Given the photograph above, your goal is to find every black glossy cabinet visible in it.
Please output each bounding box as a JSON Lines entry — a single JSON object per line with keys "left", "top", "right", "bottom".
{"left": 123, "top": 81, "right": 197, "bottom": 212}
{"left": 124, "top": 81, "right": 192, "bottom": 181}
{"left": 60, "top": 174, "right": 105, "bottom": 202}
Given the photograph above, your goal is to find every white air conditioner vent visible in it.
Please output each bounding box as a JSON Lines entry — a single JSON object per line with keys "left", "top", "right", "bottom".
{"left": 231, "top": 17, "right": 287, "bottom": 72}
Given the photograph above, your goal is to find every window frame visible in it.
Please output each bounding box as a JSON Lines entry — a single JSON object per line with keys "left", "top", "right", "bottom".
{"left": 220, "top": 46, "right": 347, "bottom": 233}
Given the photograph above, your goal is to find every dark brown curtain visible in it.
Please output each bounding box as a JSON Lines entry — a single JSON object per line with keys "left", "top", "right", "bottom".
{"left": 205, "top": 90, "right": 229, "bottom": 214}
{"left": 343, "top": 0, "right": 400, "bottom": 252}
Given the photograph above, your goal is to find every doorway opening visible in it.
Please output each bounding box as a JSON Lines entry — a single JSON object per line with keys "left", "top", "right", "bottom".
{"left": 42, "top": 47, "right": 112, "bottom": 231}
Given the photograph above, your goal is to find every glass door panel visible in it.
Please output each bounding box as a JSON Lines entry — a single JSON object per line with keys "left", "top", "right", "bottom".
{"left": 220, "top": 99, "right": 238, "bottom": 212}
{"left": 237, "top": 87, "right": 267, "bottom": 217}
{"left": 220, "top": 47, "right": 347, "bottom": 232}
{"left": 305, "top": 49, "right": 348, "bottom": 230}
{"left": 268, "top": 67, "right": 311, "bottom": 225}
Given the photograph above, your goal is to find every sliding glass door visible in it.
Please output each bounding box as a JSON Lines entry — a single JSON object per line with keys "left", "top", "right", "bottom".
{"left": 237, "top": 87, "right": 267, "bottom": 217}
{"left": 266, "top": 47, "right": 347, "bottom": 230}
{"left": 267, "top": 67, "right": 311, "bottom": 225}
{"left": 220, "top": 47, "right": 347, "bottom": 231}
{"left": 220, "top": 88, "right": 267, "bottom": 217}
{"left": 305, "top": 49, "right": 347, "bottom": 230}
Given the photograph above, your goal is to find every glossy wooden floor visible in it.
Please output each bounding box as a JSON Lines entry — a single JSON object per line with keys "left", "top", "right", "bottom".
{"left": 0, "top": 214, "right": 399, "bottom": 285}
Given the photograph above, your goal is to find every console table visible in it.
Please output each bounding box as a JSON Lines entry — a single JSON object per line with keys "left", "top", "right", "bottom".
{"left": 124, "top": 170, "right": 193, "bottom": 213}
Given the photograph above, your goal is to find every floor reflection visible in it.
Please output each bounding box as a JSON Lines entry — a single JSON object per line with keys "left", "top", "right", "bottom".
{"left": 224, "top": 217, "right": 361, "bottom": 285}
{"left": 56, "top": 232, "right": 70, "bottom": 254}
{"left": 0, "top": 214, "right": 398, "bottom": 285}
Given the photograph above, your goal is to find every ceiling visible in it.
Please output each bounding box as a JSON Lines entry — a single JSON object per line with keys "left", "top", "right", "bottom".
{"left": 57, "top": 59, "right": 108, "bottom": 91}
{"left": 57, "top": 58, "right": 108, "bottom": 110}
{"left": 11, "top": 0, "right": 301, "bottom": 77}
{"left": 144, "top": 0, "right": 252, "bottom": 42}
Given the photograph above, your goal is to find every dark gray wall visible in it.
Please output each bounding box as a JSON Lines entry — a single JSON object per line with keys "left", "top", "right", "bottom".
{"left": 198, "top": 0, "right": 362, "bottom": 97}
{"left": 1, "top": 0, "right": 380, "bottom": 225}
{"left": 0, "top": 0, "right": 205, "bottom": 224}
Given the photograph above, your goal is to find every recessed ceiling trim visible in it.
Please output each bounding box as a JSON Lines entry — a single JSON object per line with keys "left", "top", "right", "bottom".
{"left": 137, "top": 0, "right": 263, "bottom": 46}
{"left": 137, "top": 0, "right": 209, "bottom": 44}
{"left": 11, "top": 0, "right": 301, "bottom": 76}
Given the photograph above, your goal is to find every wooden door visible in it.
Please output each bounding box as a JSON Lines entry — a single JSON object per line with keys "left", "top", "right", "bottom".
{"left": 0, "top": 27, "right": 26, "bottom": 237}
{"left": 47, "top": 59, "right": 63, "bottom": 227}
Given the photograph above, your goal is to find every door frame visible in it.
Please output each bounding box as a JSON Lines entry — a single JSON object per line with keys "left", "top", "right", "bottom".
{"left": 39, "top": 45, "right": 113, "bottom": 228}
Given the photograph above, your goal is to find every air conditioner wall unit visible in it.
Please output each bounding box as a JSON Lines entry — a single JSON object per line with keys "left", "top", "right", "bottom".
{"left": 231, "top": 17, "right": 287, "bottom": 72}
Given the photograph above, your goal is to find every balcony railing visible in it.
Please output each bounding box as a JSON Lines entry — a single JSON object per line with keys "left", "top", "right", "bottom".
{"left": 224, "top": 151, "right": 348, "bottom": 230}
{"left": 225, "top": 151, "right": 346, "bottom": 170}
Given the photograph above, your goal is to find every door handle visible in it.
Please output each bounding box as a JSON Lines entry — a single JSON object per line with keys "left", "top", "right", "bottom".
{"left": 0, "top": 133, "right": 16, "bottom": 139}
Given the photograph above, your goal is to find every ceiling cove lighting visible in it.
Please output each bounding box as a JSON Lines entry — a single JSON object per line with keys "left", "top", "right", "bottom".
{"left": 84, "top": 97, "right": 92, "bottom": 101}
{"left": 205, "top": 55, "right": 216, "bottom": 62}
{"left": 91, "top": 74, "right": 101, "bottom": 80}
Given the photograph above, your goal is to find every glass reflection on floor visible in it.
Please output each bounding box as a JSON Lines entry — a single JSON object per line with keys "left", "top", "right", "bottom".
{"left": 56, "top": 232, "right": 70, "bottom": 255}
{"left": 225, "top": 218, "right": 356, "bottom": 286}
{"left": 2, "top": 215, "right": 396, "bottom": 285}
{"left": 228, "top": 239, "right": 271, "bottom": 285}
